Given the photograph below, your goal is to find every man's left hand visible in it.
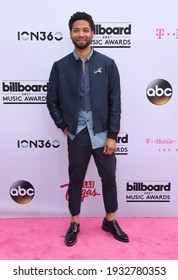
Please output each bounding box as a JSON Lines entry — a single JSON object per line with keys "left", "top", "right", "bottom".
{"left": 103, "top": 138, "right": 116, "bottom": 155}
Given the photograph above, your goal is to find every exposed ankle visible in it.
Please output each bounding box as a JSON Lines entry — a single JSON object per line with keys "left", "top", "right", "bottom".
{"left": 106, "top": 213, "right": 116, "bottom": 222}
{"left": 71, "top": 215, "right": 80, "bottom": 224}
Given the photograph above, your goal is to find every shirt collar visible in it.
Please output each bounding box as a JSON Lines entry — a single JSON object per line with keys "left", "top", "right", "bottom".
{"left": 73, "top": 48, "right": 93, "bottom": 61}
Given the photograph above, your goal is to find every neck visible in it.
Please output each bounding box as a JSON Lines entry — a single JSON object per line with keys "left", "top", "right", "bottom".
{"left": 74, "top": 46, "right": 92, "bottom": 61}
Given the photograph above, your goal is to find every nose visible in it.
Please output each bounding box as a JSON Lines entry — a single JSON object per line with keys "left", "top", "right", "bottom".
{"left": 78, "top": 30, "right": 84, "bottom": 37}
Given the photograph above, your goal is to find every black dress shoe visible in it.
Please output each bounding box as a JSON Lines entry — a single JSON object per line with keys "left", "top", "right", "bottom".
{"left": 64, "top": 222, "right": 80, "bottom": 246}
{"left": 102, "top": 217, "right": 129, "bottom": 242}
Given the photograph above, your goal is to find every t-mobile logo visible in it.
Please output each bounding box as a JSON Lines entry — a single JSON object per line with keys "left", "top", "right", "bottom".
{"left": 156, "top": 28, "right": 178, "bottom": 39}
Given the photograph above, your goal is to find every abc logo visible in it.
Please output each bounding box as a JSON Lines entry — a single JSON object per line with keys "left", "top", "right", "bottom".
{"left": 146, "top": 79, "right": 172, "bottom": 105}
{"left": 10, "top": 180, "right": 35, "bottom": 204}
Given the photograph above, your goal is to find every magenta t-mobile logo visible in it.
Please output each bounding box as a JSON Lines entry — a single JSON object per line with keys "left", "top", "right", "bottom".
{"left": 156, "top": 28, "right": 178, "bottom": 39}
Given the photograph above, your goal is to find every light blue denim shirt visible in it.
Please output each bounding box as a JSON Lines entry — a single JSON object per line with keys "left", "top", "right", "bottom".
{"left": 68, "top": 49, "right": 107, "bottom": 149}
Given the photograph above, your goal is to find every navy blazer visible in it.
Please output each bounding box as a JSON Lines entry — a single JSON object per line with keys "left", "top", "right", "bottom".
{"left": 47, "top": 50, "right": 121, "bottom": 140}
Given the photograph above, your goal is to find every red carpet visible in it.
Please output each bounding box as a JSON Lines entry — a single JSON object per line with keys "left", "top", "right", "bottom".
{"left": 0, "top": 217, "right": 177, "bottom": 260}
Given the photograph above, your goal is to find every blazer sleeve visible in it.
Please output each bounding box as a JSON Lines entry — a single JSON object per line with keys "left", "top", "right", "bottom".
{"left": 46, "top": 62, "right": 66, "bottom": 131}
{"left": 107, "top": 60, "right": 121, "bottom": 140}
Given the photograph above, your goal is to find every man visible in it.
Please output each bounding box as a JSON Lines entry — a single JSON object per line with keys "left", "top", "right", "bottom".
{"left": 47, "top": 12, "right": 129, "bottom": 246}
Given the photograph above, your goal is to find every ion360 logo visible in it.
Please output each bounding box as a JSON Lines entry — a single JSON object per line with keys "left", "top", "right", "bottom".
{"left": 10, "top": 180, "right": 35, "bottom": 204}
{"left": 146, "top": 79, "right": 173, "bottom": 105}
{"left": 17, "top": 31, "right": 63, "bottom": 41}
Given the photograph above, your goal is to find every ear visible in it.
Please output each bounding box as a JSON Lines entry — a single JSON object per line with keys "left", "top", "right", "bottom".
{"left": 91, "top": 31, "right": 94, "bottom": 39}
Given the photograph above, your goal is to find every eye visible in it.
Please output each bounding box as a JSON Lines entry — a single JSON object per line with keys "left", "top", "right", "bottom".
{"left": 83, "top": 28, "right": 89, "bottom": 31}
{"left": 73, "top": 29, "right": 79, "bottom": 33}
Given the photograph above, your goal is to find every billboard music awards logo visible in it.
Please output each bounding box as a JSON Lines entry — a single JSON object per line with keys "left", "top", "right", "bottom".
{"left": 146, "top": 79, "right": 173, "bottom": 105}
{"left": 10, "top": 180, "right": 35, "bottom": 204}
{"left": 60, "top": 181, "right": 101, "bottom": 202}
{"left": 17, "top": 31, "right": 63, "bottom": 41}
{"left": 91, "top": 22, "right": 131, "bottom": 48}
{"left": 17, "top": 139, "right": 60, "bottom": 149}
{"left": 115, "top": 132, "right": 128, "bottom": 155}
{"left": 2, "top": 80, "right": 48, "bottom": 104}
{"left": 126, "top": 181, "right": 171, "bottom": 203}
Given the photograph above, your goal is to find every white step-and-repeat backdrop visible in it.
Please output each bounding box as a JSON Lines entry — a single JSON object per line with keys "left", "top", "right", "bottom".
{"left": 0, "top": 0, "right": 178, "bottom": 217}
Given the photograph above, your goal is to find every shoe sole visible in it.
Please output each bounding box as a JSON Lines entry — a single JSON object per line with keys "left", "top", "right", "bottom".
{"left": 64, "top": 239, "right": 77, "bottom": 246}
{"left": 102, "top": 225, "right": 129, "bottom": 243}
{"left": 64, "top": 230, "right": 80, "bottom": 247}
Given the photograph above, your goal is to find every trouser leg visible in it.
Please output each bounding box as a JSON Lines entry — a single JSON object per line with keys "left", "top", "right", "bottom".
{"left": 92, "top": 148, "right": 118, "bottom": 213}
{"left": 67, "top": 128, "right": 92, "bottom": 216}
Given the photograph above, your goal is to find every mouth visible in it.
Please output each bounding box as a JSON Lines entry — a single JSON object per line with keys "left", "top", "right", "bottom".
{"left": 77, "top": 40, "right": 86, "bottom": 44}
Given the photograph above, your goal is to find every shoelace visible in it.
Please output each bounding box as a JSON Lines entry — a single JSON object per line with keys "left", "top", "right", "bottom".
{"left": 112, "top": 220, "right": 122, "bottom": 232}
{"left": 70, "top": 224, "right": 79, "bottom": 233}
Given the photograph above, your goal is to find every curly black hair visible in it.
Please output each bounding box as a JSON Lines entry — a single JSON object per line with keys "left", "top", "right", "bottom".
{"left": 68, "top": 12, "right": 94, "bottom": 31}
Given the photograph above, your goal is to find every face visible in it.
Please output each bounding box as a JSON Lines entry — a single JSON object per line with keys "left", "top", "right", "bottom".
{"left": 70, "top": 20, "right": 94, "bottom": 50}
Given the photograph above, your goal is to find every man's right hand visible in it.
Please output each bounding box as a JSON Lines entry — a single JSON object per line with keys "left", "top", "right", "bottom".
{"left": 63, "top": 128, "right": 68, "bottom": 136}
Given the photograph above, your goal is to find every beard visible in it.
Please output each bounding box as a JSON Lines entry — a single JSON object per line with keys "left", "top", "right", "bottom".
{"left": 72, "top": 40, "right": 91, "bottom": 50}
